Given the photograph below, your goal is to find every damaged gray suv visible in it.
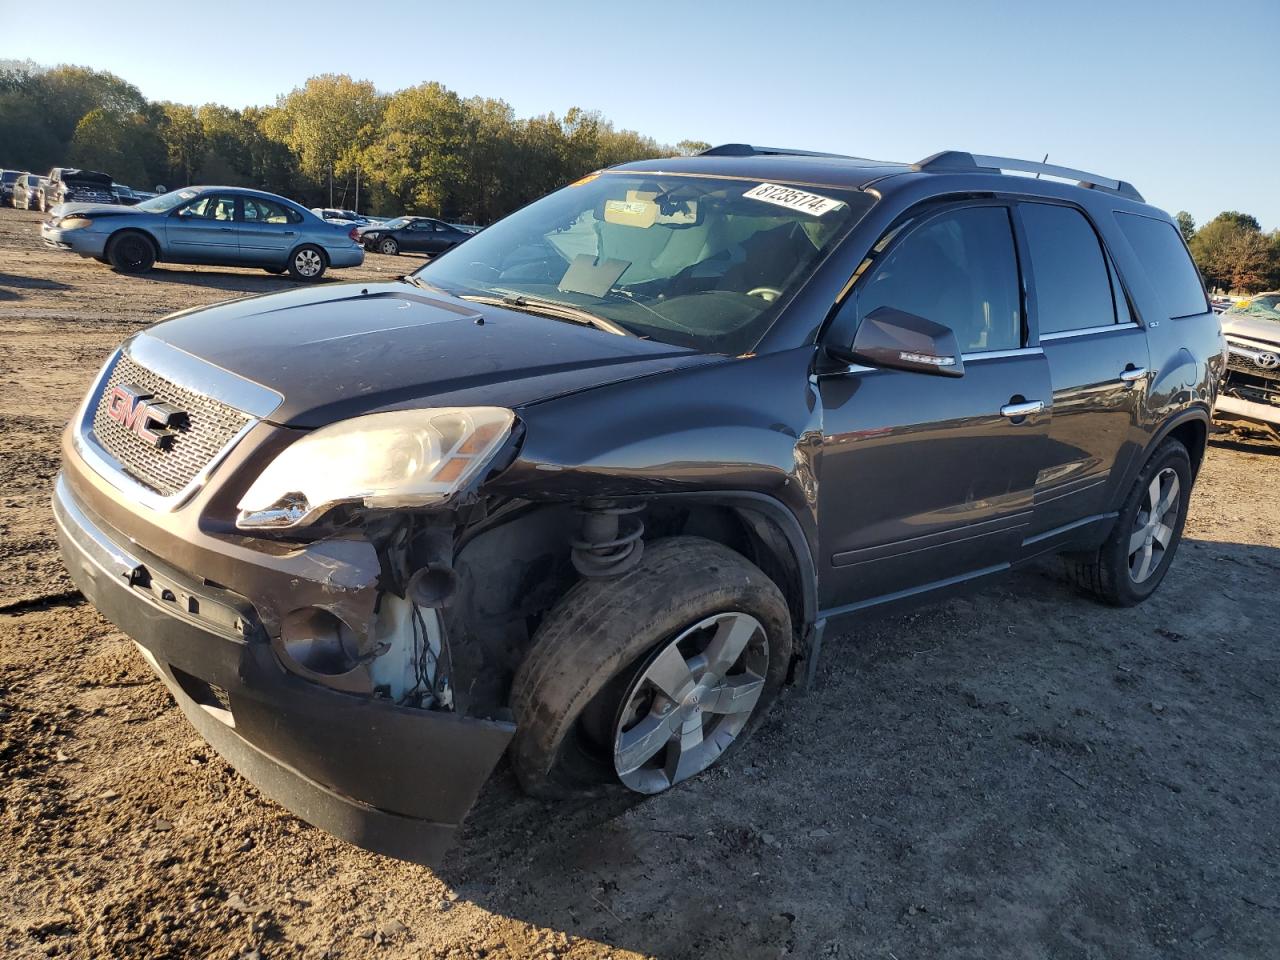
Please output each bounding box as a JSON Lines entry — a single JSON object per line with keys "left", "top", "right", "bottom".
{"left": 55, "top": 146, "right": 1224, "bottom": 864}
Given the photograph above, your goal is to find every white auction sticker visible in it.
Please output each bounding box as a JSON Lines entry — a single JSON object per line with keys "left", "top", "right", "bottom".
{"left": 743, "top": 182, "right": 843, "bottom": 217}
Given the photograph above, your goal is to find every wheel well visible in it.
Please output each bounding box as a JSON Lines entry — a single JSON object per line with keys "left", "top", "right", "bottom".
{"left": 108, "top": 228, "right": 159, "bottom": 258}
{"left": 289, "top": 242, "right": 329, "bottom": 266}
{"left": 1165, "top": 417, "right": 1207, "bottom": 478}
{"left": 445, "top": 498, "right": 812, "bottom": 714}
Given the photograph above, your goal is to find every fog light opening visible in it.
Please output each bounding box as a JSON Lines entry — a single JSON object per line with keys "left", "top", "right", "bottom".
{"left": 274, "top": 608, "right": 373, "bottom": 693}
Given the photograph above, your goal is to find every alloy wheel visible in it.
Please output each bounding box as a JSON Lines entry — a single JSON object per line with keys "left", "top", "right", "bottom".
{"left": 612, "top": 611, "right": 768, "bottom": 794}
{"left": 294, "top": 249, "right": 323, "bottom": 277}
{"left": 1128, "top": 466, "right": 1179, "bottom": 583}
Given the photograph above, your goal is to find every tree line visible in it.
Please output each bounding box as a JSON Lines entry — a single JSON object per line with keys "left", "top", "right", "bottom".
{"left": 0, "top": 62, "right": 708, "bottom": 224}
{"left": 2, "top": 61, "right": 1276, "bottom": 292}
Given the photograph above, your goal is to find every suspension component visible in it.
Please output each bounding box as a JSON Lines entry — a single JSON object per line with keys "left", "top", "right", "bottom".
{"left": 571, "top": 498, "right": 645, "bottom": 579}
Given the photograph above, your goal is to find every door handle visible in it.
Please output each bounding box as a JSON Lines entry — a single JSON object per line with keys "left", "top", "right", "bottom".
{"left": 1119, "top": 366, "right": 1147, "bottom": 386}
{"left": 218, "top": 227, "right": 234, "bottom": 232}
{"left": 283, "top": 230, "right": 297, "bottom": 236}
{"left": 1000, "top": 400, "right": 1044, "bottom": 419}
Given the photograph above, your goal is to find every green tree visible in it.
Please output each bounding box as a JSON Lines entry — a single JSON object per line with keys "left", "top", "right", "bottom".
{"left": 676, "top": 139, "right": 711, "bottom": 156}
{"left": 263, "top": 74, "right": 383, "bottom": 188}
{"left": 159, "top": 103, "right": 205, "bottom": 185}
{"left": 67, "top": 108, "right": 160, "bottom": 186}
{"left": 360, "top": 82, "right": 468, "bottom": 216}
{"left": 1174, "top": 210, "right": 1195, "bottom": 243}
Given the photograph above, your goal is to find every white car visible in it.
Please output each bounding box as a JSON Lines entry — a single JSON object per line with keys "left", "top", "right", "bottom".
{"left": 1218, "top": 292, "right": 1280, "bottom": 433}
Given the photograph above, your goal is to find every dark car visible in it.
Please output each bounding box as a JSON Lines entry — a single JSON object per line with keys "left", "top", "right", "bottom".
{"left": 359, "top": 215, "right": 470, "bottom": 256}
{"left": 54, "top": 145, "right": 1222, "bottom": 866}
{"left": 40, "top": 167, "right": 119, "bottom": 211}
{"left": 113, "top": 184, "right": 141, "bottom": 206}
{"left": 0, "top": 169, "right": 20, "bottom": 206}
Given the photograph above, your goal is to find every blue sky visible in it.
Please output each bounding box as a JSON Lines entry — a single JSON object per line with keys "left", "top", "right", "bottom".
{"left": 5, "top": 0, "right": 1277, "bottom": 229}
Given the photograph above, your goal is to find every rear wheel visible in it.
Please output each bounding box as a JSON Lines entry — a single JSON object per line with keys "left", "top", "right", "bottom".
{"left": 106, "top": 232, "right": 156, "bottom": 273}
{"left": 1064, "top": 439, "right": 1192, "bottom": 605}
{"left": 378, "top": 237, "right": 399, "bottom": 255}
{"left": 510, "top": 536, "right": 792, "bottom": 799}
{"left": 287, "top": 245, "right": 326, "bottom": 281}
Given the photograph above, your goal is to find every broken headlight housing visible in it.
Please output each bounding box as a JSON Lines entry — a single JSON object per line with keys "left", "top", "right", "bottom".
{"left": 236, "top": 407, "right": 515, "bottom": 530}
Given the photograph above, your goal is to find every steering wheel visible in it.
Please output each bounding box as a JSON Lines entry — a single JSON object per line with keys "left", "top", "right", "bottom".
{"left": 747, "top": 286, "right": 783, "bottom": 303}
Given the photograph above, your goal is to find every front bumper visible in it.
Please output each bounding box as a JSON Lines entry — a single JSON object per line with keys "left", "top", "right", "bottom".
{"left": 53, "top": 473, "right": 514, "bottom": 865}
{"left": 41, "top": 225, "right": 108, "bottom": 257}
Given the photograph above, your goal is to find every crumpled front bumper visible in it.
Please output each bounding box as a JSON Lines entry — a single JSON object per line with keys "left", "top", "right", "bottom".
{"left": 53, "top": 473, "right": 514, "bottom": 865}
{"left": 40, "top": 225, "right": 108, "bottom": 257}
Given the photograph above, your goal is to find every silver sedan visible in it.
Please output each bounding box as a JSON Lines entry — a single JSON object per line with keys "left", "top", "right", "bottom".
{"left": 40, "top": 186, "right": 364, "bottom": 281}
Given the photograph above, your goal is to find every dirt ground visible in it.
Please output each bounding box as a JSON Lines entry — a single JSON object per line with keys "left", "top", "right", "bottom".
{"left": 1, "top": 204, "right": 1278, "bottom": 960}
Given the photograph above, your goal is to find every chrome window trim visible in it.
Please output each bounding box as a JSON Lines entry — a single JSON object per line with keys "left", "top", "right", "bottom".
{"left": 962, "top": 347, "right": 1044, "bottom": 361}
{"left": 73, "top": 343, "right": 265, "bottom": 512}
{"left": 1039, "top": 321, "right": 1139, "bottom": 342}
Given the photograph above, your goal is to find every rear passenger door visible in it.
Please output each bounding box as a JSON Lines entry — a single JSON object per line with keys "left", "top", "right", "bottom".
{"left": 1015, "top": 201, "right": 1150, "bottom": 543}
{"left": 238, "top": 196, "right": 301, "bottom": 265}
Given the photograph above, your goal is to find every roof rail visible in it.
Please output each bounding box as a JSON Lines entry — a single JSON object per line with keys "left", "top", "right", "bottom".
{"left": 912, "top": 151, "right": 1144, "bottom": 202}
{"left": 699, "top": 143, "right": 856, "bottom": 160}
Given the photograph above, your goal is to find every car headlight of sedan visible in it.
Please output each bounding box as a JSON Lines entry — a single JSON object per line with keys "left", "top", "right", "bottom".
{"left": 236, "top": 407, "right": 515, "bottom": 530}
{"left": 57, "top": 216, "right": 95, "bottom": 230}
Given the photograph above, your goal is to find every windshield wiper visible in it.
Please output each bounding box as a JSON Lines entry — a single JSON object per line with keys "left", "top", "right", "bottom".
{"left": 403, "top": 274, "right": 453, "bottom": 296}
{"left": 459, "top": 293, "right": 637, "bottom": 337}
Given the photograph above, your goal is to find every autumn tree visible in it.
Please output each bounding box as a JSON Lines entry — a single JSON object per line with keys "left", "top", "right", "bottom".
{"left": 263, "top": 74, "right": 383, "bottom": 187}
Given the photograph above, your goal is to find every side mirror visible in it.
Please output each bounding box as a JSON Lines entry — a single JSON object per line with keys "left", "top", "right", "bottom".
{"left": 836, "top": 305, "right": 964, "bottom": 378}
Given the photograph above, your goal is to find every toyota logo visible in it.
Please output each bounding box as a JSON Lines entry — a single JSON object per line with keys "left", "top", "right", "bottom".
{"left": 1257, "top": 352, "right": 1280, "bottom": 370}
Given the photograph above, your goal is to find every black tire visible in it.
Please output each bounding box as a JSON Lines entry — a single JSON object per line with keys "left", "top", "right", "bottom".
{"left": 510, "top": 536, "right": 792, "bottom": 799}
{"left": 106, "top": 231, "right": 156, "bottom": 273}
{"left": 287, "top": 244, "right": 327, "bottom": 281}
{"left": 378, "top": 237, "right": 399, "bottom": 256}
{"left": 1064, "top": 438, "right": 1192, "bottom": 606}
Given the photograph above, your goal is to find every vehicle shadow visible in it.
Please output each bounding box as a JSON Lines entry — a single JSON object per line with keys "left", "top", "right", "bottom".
{"left": 1210, "top": 431, "right": 1279, "bottom": 455}
{"left": 134, "top": 267, "right": 324, "bottom": 294}
{"left": 437, "top": 539, "right": 1280, "bottom": 959}
{"left": 0, "top": 272, "right": 72, "bottom": 299}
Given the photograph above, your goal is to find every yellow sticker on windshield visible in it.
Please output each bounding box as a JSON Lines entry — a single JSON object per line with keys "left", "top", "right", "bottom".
{"left": 569, "top": 172, "right": 601, "bottom": 187}
{"left": 743, "top": 182, "right": 843, "bottom": 217}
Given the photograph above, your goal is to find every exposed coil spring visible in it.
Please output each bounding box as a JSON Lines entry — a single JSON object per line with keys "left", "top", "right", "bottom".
{"left": 570, "top": 499, "right": 645, "bottom": 579}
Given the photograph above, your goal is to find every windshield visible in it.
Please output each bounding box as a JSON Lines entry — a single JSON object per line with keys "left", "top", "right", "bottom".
{"left": 412, "top": 172, "right": 874, "bottom": 352}
{"left": 1227, "top": 294, "right": 1280, "bottom": 323}
{"left": 136, "top": 189, "right": 198, "bottom": 213}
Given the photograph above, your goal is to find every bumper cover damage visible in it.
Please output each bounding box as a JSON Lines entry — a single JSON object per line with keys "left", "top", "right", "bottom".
{"left": 53, "top": 473, "right": 515, "bottom": 865}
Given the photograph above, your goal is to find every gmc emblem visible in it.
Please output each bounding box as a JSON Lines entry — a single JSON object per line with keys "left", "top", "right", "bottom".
{"left": 106, "top": 384, "right": 186, "bottom": 448}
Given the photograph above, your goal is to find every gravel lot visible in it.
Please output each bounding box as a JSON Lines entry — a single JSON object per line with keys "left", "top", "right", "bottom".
{"left": 1, "top": 204, "right": 1278, "bottom": 960}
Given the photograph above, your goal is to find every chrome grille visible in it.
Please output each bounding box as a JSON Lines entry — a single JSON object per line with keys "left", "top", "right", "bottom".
{"left": 1227, "top": 350, "right": 1280, "bottom": 381}
{"left": 90, "top": 353, "right": 251, "bottom": 497}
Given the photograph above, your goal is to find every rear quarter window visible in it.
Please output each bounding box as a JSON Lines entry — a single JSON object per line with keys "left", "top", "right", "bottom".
{"left": 1114, "top": 213, "right": 1208, "bottom": 319}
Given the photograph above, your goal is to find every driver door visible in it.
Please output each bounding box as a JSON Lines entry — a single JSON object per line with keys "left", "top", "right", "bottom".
{"left": 168, "top": 193, "right": 241, "bottom": 263}
{"left": 817, "top": 203, "right": 1053, "bottom": 612}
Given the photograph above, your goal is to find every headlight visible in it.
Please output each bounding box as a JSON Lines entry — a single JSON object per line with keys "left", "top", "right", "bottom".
{"left": 58, "top": 216, "right": 94, "bottom": 230}
{"left": 236, "top": 407, "right": 515, "bottom": 530}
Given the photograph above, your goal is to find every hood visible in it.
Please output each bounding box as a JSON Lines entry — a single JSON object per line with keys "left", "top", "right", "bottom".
{"left": 52, "top": 201, "right": 143, "bottom": 218}
{"left": 1222, "top": 312, "right": 1280, "bottom": 347}
{"left": 60, "top": 169, "right": 114, "bottom": 186}
{"left": 145, "top": 281, "right": 714, "bottom": 428}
